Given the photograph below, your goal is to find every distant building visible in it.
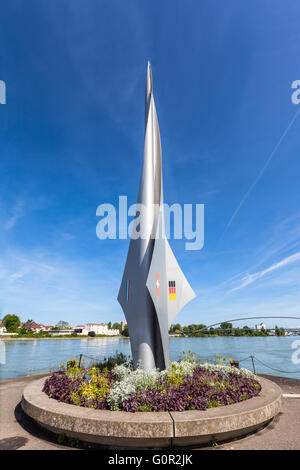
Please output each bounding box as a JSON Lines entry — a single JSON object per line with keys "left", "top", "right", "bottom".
{"left": 22, "top": 322, "right": 45, "bottom": 333}
{"left": 73, "top": 324, "right": 119, "bottom": 336}
{"left": 85, "top": 323, "right": 119, "bottom": 336}
{"left": 120, "top": 320, "right": 127, "bottom": 331}
{"left": 255, "top": 323, "right": 266, "bottom": 331}
{"left": 42, "top": 325, "right": 54, "bottom": 331}
{"left": 73, "top": 325, "right": 89, "bottom": 335}
{"left": 48, "top": 329, "right": 74, "bottom": 336}
{"left": 10, "top": 320, "right": 121, "bottom": 337}
{"left": 0, "top": 323, "right": 7, "bottom": 334}
{"left": 19, "top": 322, "right": 54, "bottom": 334}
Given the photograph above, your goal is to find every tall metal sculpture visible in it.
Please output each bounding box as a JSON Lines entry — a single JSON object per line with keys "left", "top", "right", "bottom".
{"left": 118, "top": 62, "right": 196, "bottom": 370}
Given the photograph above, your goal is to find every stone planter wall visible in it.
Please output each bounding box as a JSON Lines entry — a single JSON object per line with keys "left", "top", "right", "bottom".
{"left": 22, "top": 377, "right": 282, "bottom": 448}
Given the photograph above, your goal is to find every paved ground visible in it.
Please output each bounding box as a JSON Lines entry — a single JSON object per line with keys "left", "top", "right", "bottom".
{"left": 0, "top": 373, "right": 299, "bottom": 450}
{"left": 0, "top": 373, "right": 70, "bottom": 450}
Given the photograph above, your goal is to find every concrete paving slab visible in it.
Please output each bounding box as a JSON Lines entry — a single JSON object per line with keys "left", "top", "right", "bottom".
{"left": 0, "top": 372, "right": 299, "bottom": 450}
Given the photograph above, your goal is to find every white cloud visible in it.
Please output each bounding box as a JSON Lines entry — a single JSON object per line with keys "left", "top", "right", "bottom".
{"left": 8, "top": 267, "right": 31, "bottom": 283}
{"left": 3, "top": 195, "right": 55, "bottom": 231}
{"left": 229, "top": 252, "right": 300, "bottom": 292}
{"left": 4, "top": 200, "right": 24, "bottom": 230}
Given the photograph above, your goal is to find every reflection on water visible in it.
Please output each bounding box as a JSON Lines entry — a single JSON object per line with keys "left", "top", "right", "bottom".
{"left": 0, "top": 336, "right": 299, "bottom": 380}
{"left": 0, "top": 340, "right": 5, "bottom": 365}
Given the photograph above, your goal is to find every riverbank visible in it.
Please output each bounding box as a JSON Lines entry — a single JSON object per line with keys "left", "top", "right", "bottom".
{"left": 0, "top": 335, "right": 125, "bottom": 341}
{"left": 0, "top": 372, "right": 299, "bottom": 450}
{"left": 2, "top": 333, "right": 296, "bottom": 341}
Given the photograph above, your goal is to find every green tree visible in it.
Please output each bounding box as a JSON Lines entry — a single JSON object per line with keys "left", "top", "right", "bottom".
{"left": 56, "top": 320, "right": 70, "bottom": 329}
{"left": 241, "top": 326, "right": 251, "bottom": 335}
{"left": 275, "top": 325, "right": 285, "bottom": 336}
{"left": 190, "top": 324, "right": 207, "bottom": 337}
{"left": 121, "top": 324, "right": 129, "bottom": 337}
{"left": 18, "top": 327, "right": 27, "bottom": 335}
{"left": 219, "top": 322, "right": 233, "bottom": 336}
{"left": 234, "top": 328, "right": 243, "bottom": 336}
{"left": 169, "top": 323, "right": 182, "bottom": 334}
{"left": 2, "top": 314, "right": 21, "bottom": 332}
{"left": 220, "top": 322, "right": 233, "bottom": 330}
{"left": 112, "top": 322, "right": 121, "bottom": 332}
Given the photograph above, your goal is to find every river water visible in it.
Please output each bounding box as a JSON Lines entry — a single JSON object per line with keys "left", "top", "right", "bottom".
{"left": 0, "top": 336, "right": 299, "bottom": 380}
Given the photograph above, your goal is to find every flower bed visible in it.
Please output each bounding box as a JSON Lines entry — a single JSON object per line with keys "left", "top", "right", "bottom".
{"left": 43, "top": 353, "right": 261, "bottom": 413}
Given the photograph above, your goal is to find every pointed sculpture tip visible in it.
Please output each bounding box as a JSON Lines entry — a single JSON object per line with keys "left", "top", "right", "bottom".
{"left": 147, "top": 61, "right": 152, "bottom": 80}
{"left": 146, "top": 60, "right": 153, "bottom": 103}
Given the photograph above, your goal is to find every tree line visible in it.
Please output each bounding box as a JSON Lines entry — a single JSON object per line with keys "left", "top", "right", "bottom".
{"left": 1, "top": 315, "right": 286, "bottom": 337}
{"left": 0, "top": 315, "right": 129, "bottom": 337}
{"left": 169, "top": 322, "right": 285, "bottom": 337}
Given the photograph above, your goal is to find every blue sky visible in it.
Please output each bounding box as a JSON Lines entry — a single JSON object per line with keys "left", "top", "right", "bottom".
{"left": 1, "top": 1, "right": 300, "bottom": 329}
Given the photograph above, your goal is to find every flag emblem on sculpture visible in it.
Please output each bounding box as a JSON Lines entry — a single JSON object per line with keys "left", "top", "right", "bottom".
{"left": 156, "top": 272, "right": 160, "bottom": 296}
{"left": 169, "top": 281, "right": 176, "bottom": 301}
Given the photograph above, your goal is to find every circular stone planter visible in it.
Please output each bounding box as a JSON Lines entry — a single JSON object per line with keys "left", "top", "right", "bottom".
{"left": 21, "top": 376, "right": 282, "bottom": 448}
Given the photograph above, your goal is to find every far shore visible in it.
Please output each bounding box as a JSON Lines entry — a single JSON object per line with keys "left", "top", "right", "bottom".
{"left": 1, "top": 334, "right": 293, "bottom": 341}
{"left": 0, "top": 335, "right": 128, "bottom": 341}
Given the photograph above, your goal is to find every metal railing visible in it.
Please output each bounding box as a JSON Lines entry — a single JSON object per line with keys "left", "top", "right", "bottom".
{"left": 75, "top": 352, "right": 300, "bottom": 376}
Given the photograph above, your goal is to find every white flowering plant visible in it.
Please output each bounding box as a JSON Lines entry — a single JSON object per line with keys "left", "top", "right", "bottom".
{"left": 107, "top": 350, "right": 258, "bottom": 410}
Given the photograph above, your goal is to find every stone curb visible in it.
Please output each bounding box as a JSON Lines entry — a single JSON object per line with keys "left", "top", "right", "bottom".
{"left": 21, "top": 376, "right": 282, "bottom": 448}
